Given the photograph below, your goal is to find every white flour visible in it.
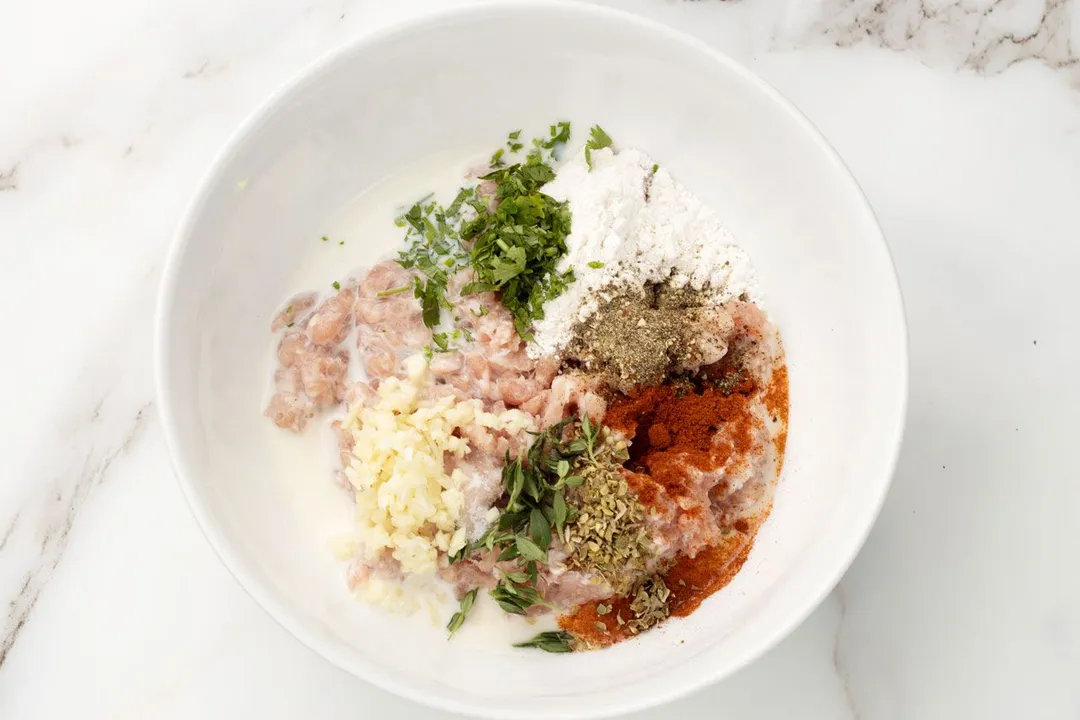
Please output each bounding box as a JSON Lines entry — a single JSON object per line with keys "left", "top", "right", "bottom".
{"left": 529, "top": 145, "right": 759, "bottom": 358}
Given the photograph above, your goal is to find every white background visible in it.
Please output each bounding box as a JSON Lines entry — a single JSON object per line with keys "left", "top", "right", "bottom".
{"left": 1, "top": 0, "right": 1079, "bottom": 718}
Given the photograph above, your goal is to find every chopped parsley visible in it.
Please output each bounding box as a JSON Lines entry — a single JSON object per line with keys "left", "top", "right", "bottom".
{"left": 506, "top": 129, "right": 524, "bottom": 153}
{"left": 331, "top": 280, "right": 341, "bottom": 291}
{"left": 393, "top": 122, "right": 576, "bottom": 342}
{"left": 651, "top": 163, "right": 659, "bottom": 174}
{"left": 584, "top": 125, "right": 614, "bottom": 170}
{"left": 395, "top": 190, "right": 473, "bottom": 332}
{"left": 587, "top": 261, "right": 605, "bottom": 269}
{"left": 321, "top": 235, "right": 329, "bottom": 242}
{"left": 460, "top": 147, "right": 574, "bottom": 339}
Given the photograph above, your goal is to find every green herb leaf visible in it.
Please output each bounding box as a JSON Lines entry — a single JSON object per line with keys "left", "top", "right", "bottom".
{"left": 566, "top": 438, "right": 588, "bottom": 454}
{"left": 504, "top": 459, "right": 525, "bottom": 511}
{"left": 589, "top": 126, "right": 613, "bottom": 152}
{"left": 515, "top": 535, "right": 547, "bottom": 563}
{"left": 490, "top": 580, "right": 548, "bottom": 615}
{"left": 332, "top": 281, "right": 341, "bottom": 291}
{"left": 446, "top": 589, "right": 477, "bottom": 639}
{"left": 553, "top": 491, "right": 567, "bottom": 532}
{"left": 413, "top": 277, "right": 442, "bottom": 329}
{"left": 530, "top": 508, "right": 552, "bottom": 552}
{"left": 514, "top": 630, "right": 575, "bottom": 653}
{"left": 584, "top": 124, "right": 614, "bottom": 171}
{"left": 445, "top": 187, "right": 472, "bottom": 217}
{"left": 459, "top": 130, "right": 574, "bottom": 337}
{"left": 587, "top": 261, "right": 605, "bottom": 269}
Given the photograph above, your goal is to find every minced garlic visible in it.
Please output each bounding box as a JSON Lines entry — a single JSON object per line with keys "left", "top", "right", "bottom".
{"left": 342, "top": 353, "right": 526, "bottom": 577}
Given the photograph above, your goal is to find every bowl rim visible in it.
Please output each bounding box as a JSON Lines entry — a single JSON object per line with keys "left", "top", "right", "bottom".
{"left": 155, "top": 1, "right": 909, "bottom": 717}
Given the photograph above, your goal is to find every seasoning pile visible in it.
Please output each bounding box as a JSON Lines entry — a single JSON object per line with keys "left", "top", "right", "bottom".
{"left": 264, "top": 122, "right": 789, "bottom": 653}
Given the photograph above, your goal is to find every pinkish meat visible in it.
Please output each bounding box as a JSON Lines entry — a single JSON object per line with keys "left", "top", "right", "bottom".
{"left": 265, "top": 367, "right": 316, "bottom": 431}
{"left": 270, "top": 292, "right": 318, "bottom": 332}
{"left": 307, "top": 288, "right": 356, "bottom": 347}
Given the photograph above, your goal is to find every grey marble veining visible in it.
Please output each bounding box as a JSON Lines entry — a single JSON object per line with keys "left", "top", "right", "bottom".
{"left": 788, "top": 0, "right": 1079, "bottom": 82}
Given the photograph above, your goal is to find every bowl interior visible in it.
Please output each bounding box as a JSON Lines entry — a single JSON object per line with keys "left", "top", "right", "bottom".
{"left": 157, "top": 5, "right": 906, "bottom": 718}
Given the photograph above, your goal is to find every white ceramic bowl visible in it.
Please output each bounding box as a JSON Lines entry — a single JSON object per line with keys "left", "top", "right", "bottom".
{"left": 156, "top": 3, "right": 907, "bottom": 718}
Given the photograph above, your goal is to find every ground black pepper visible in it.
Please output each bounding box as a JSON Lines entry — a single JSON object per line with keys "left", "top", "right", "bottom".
{"left": 566, "top": 282, "right": 717, "bottom": 390}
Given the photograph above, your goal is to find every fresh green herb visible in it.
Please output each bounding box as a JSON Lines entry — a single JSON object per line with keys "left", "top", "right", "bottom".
{"left": 541, "top": 121, "right": 572, "bottom": 154}
{"left": 553, "top": 491, "right": 567, "bottom": 533}
{"left": 516, "top": 534, "right": 546, "bottom": 562}
{"left": 584, "top": 125, "right": 614, "bottom": 171}
{"left": 376, "top": 285, "right": 410, "bottom": 298}
{"left": 332, "top": 281, "right": 341, "bottom": 291}
{"left": 392, "top": 124, "right": 575, "bottom": 344}
{"left": 286, "top": 322, "right": 294, "bottom": 328}
{"left": 513, "top": 630, "right": 575, "bottom": 653}
{"left": 651, "top": 163, "right": 659, "bottom": 174}
{"left": 587, "top": 261, "right": 605, "bottom": 269}
{"left": 490, "top": 578, "right": 549, "bottom": 615}
{"left": 445, "top": 187, "right": 472, "bottom": 217}
{"left": 285, "top": 304, "right": 293, "bottom": 314}
{"left": 450, "top": 416, "right": 613, "bottom": 629}
{"left": 507, "top": 129, "right": 524, "bottom": 153}
{"left": 412, "top": 276, "right": 443, "bottom": 329}
{"left": 460, "top": 148, "right": 574, "bottom": 339}
{"left": 321, "top": 235, "right": 329, "bottom": 242}
{"left": 395, "top": 193, "right": 469, "bottom": 332}
{"left": 339, "top": 240, "right": 345, "bottom": 246}
{"left": 446, "top": 589, "right": 477, "bottom": 639}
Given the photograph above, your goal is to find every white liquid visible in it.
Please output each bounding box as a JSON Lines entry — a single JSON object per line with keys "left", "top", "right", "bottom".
{"left": 262, "top": 147, "right": 556, "bottom": 649}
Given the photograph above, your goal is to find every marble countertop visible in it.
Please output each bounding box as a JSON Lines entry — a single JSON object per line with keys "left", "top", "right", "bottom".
{"left": 2, "top": 0, "right": 1079, "bottom": 717}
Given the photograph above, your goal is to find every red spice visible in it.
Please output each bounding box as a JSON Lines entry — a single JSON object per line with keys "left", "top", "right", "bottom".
{"left": 647, "top": 423, "right": 671, "bottom": 449}
{"left": 604, "top": 382, "right": 757, "bottom": 504}
{"left": 665, "top": 530, "right": 756, "bottom": 617}
{"left": 558, "top": 348, "right": 790, "bottom": 648}
{"left": 762, "top": 364, "right": 790, "bottom": 475}
{"left": 558, "top": 596, "right": 635, "bottom": 648}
